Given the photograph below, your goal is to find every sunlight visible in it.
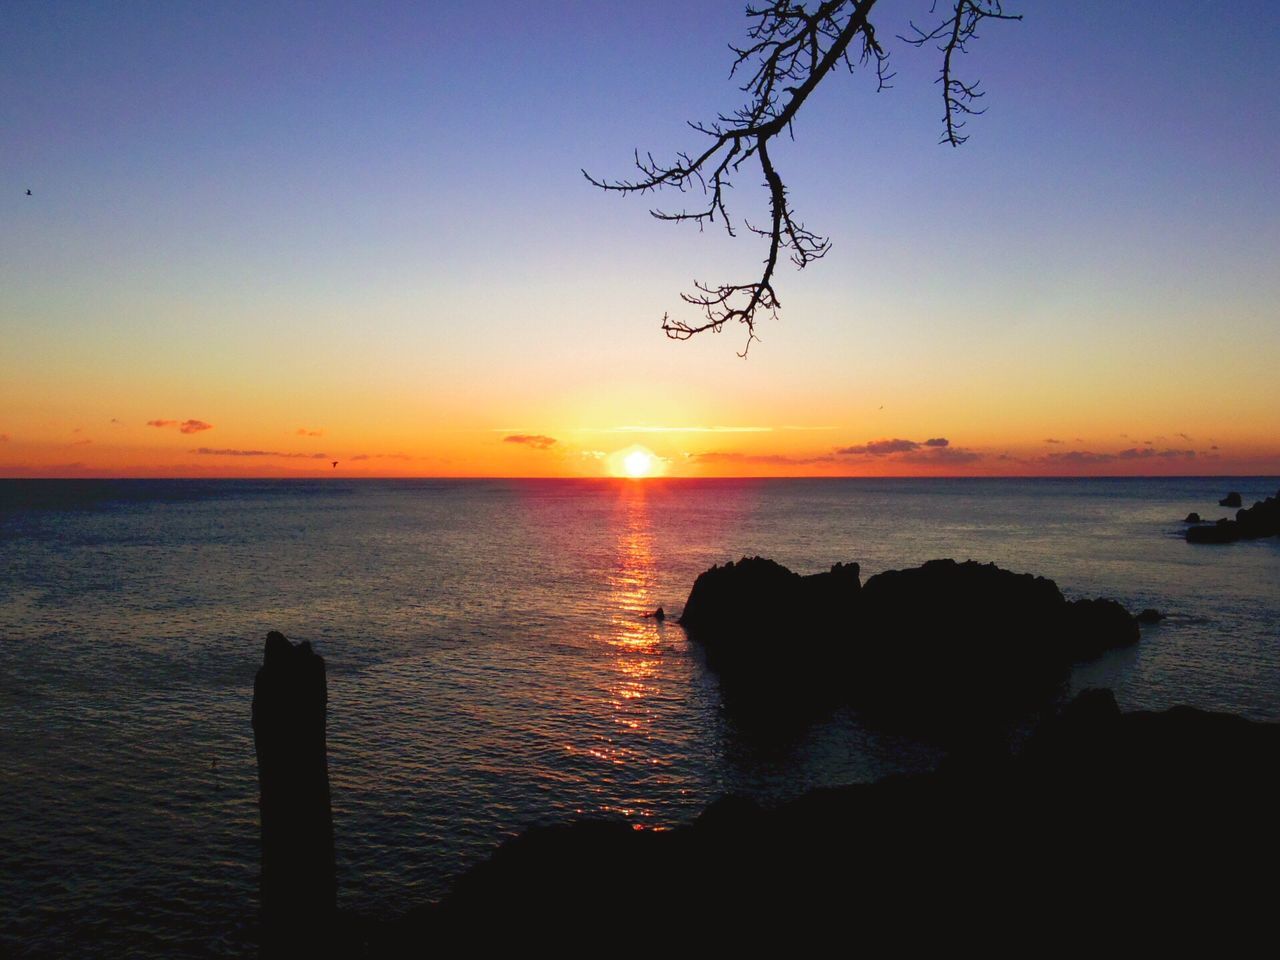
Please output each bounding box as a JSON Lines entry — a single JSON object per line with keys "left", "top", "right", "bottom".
{"left": 623, "top": 449, "right": 653, "bottom": 478}
{"left": 606, "top": 444, "right": 662, "bottom": 478}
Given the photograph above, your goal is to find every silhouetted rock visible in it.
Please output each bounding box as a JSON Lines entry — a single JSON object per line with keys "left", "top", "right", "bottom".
{"left": 1184, "top": 512, "right": 1201, "bottom": 523}
{"left": 252, "top": 631, "right": 335, "bottom": 954}
{"left": 1219, "top": 491, "right": 1243, "bottom": 507}
{"left": 678, "top": 556, "right": 1137, "bottom": 717}
{"left": 1137, "top": 608, "right": 1164, "bottom": 624}
{"left": 1188, "top": 489, "right": 1280, "bottom": 544}
{"left": 391, "top": 691, "right": 1278, "bottom": 945}
{"left": 679, "top": 557, "right": 861, "bottom": 694}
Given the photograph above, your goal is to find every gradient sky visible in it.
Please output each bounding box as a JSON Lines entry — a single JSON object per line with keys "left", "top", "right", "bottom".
{"left": 3, "top": 1, "right": 1278, "bottom": 477}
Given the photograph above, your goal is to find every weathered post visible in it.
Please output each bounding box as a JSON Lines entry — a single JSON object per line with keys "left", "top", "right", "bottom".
{"left": 251, "top": 630, "right": 336, "bottom": 951}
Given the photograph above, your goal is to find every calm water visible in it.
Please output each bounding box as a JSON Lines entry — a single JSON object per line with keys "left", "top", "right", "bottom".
{"left": 2, "top": 477, "right": 1278, "bottom": 956}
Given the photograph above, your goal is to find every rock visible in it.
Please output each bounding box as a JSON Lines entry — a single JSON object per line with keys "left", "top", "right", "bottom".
{"left": 1188, "top": 490, "right": 1280, "bottom": 544}
{"left": 653, "top": 606, "right": 665, "bottom": 622}
{"left": 1137, "top": 608, "right": 1164, "bottom": 624}
{"left": 403, "top": 691, "right": 1280, "bottom": 944}
{"left": 1184, "top": 512, "right": 1201, "bottom": 523}
{"left": 1219, "top": 492, "right": 1243, "bottom": 507}
{"left": 252, "top": 631, "right": 336, "bottom": 951}
{"left": 679, "top": 556, "right": 860, "bottom": 650}
{"left": 678, "top": 556, "right": 1137, "bottom": 717}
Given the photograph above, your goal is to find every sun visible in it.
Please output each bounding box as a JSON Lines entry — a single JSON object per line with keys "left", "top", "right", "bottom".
{"left": 623, "top": 449, "right": 654, "bottom": 478}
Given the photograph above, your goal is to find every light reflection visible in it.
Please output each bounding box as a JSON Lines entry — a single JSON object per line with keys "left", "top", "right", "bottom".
{"left": 583, "top": 481, "right": 672, "bottom": 819}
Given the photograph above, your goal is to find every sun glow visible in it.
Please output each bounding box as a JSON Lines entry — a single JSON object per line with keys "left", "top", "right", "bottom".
{"left": 623, "top": 449, "right": 654, "bottom": 478}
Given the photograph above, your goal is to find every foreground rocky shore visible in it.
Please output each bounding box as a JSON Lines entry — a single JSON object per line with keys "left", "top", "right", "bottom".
{"left": 386, "top": 689, "right": 1277, "bottom": 945}
{"left": 252, "top": 552, "right": 1275, "bottom": 953}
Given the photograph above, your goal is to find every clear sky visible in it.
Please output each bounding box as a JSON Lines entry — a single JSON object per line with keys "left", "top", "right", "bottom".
{"left": 3, "top": 1, "right": 1278, "bottom": 477}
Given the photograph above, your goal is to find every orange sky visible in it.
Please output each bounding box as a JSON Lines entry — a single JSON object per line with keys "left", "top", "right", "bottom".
{"left": 3, "top": 3, "right": 1278, "bottom": 480}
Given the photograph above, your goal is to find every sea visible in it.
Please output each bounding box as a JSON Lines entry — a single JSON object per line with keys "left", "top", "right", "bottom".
{"left": 2, "top": 477, "right": 1278, "bottom": 957}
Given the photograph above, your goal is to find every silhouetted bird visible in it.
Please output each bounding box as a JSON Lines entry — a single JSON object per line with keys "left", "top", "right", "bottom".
{"left": 331, "top": 461, "right": 338, "bottom": 469}
{"left": 26, "top": 189, "right": 32, "bottom": 196}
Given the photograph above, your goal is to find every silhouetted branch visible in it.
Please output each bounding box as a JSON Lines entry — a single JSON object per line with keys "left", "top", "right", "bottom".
{"left": 584, "top": 1, "right": 1019, "bottom": 353}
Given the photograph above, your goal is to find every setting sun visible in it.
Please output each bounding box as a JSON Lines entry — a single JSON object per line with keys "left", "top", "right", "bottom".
{"left": 623, "top": 449, "right": 654, "bottom": 478}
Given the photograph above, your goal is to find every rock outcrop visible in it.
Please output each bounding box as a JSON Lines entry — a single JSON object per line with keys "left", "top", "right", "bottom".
{"left": 1219, "top": 491, "right": 1243, "bottom": 507}
{"left": 678, "top": 557, "right": 1137, "bottom": 714}
{"left": 252, "top": 631, "right": 336, "bottom": 953}
{"left": 1187, "top": 489, "right": 1280, "bottom": 544}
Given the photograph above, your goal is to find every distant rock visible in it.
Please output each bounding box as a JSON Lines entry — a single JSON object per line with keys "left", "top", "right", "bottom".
{"left": 1188, "top": 489, "right": 1280, "bottom": 544}
{"left": 1184, "top": 512, "right": 1201, "bottom": 523}
{"left": 1137, "top": 608, "right": 1165, "bottom": 624}
{"left": 1219, "top": 491, "right": 1243, "bottom": 507}
{"left": 677, "top": 556, "right": 1137, "bottom": 716}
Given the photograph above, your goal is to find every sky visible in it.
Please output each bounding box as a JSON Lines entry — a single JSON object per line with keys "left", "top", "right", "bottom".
{"left": 2, "top": 0, "right": 1278, "bottom": 478}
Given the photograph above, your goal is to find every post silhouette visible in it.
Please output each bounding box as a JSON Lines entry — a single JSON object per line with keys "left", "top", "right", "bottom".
{"left": 251, "top": 630, "right": 335, "bottom": 950}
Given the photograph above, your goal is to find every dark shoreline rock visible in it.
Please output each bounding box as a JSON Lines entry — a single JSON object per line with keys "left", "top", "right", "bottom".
{"left": 1184, "top": 511, "right": 1201, "bottom": 523}
{"left": 1219, "top": 491, "right": 1243, "bottom": 507}
{"left": 383, "top": 690, "right": 1278, "bottom": 943}
{"left": 1187, "top": 489, "right": 1280, "bottom": 544}
{"left": 677, "top": 556, "right": 1137, "bottom": 718}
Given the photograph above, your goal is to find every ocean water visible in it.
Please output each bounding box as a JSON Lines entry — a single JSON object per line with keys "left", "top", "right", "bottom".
{"left": 2, "top": 477, "right": 1278, "bottom": 956}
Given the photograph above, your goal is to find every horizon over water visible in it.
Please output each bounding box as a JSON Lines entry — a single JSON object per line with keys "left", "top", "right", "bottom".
{"left": 2, "top": 476, "right": 1278, "bottom": 957}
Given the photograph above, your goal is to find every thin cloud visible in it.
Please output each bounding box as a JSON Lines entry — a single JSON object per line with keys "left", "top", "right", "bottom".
{"left": 1045, "top": 438, "right": 1062, "bottom": 444}
{"left": 296, "top": 428, "right": 324, "bottom": 437}
{"left": 504, "top": 434, "right": 557, "bottom": 450}
{"left": 688, "top": 451, "right": 836, "bottom": 466}
{"left": 606, "top": 425, "right": 774, "bottom": 434}
{"left": 148, "top": 418, "right": 213, "bottom": 434}
{"left": 1043, "top": 447, "right": 1197, "bottom": 465}
{"left": 837, "top": 438, "right": 921, "bottom": 456}
{"left": 193, "top": 448, "right": 328, "bottom": 459}
{"left": 350, "top": 453, "right": 413, "bottom": 461}
{"left": 901, "top": 446, "right": 983, "bottom": 465}
{"left": 924, "top": 437, "right": 949, "bottom": 447}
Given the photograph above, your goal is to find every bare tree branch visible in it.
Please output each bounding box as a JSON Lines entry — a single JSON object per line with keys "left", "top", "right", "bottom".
{"left": 584, "top": 1, "right": 1019, "bottom": 354}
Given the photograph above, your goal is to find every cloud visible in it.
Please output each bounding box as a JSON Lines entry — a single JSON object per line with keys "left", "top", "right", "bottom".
{"left": 350, "top": 453, "right": 413, "bottom": 461}
{"left": 1045, "top": 438, "right": 1062, "bottom": 444}
{"left": 1177, "top": 432, "right": 1193, "bottom": 442}
{"left": 297, "top": 428, "right": 324, "bottom": 437}
{"left": 606, "top": 425, "right": 773, "bottom": 434}
{"left": 193, "top": 448, "right": 328, "bottom": 459}
{"left": 688, "top": 451, "right": 835, "bottom": 466}
{"left": 148, "top": 418, "right": 213, "bottom": 433}
{"left": 924, "top": 438, "right": 949, "bottom": 447}
{"left": 901, "top": 446, "right": 983, "bottom": 465}
{"left": 1043, "top": 447, "right": 1197, "bottom": 465}
{"left": 837, "top": 438, "right": 921, "bottom": 456}
{"left": 504, "top": 434, "right": 557, "bottom": 450}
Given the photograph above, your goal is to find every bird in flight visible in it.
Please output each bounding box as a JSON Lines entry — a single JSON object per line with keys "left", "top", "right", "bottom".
{"left": 331, "top": 461, "right": 339, "bottom": 469}
{"left": 26, "top": 189, "right": 32, "bottom": 196}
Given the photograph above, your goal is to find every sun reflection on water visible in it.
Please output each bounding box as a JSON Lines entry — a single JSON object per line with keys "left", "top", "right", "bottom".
{"left": 578, "top": 481, "right": 675, "bottom": 821}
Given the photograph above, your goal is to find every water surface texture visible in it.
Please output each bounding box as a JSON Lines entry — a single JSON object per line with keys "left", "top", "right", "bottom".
{"left": 2, "top": 477, "right": 1278, "bottom": 956}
